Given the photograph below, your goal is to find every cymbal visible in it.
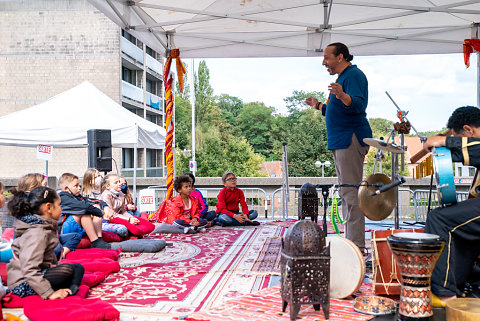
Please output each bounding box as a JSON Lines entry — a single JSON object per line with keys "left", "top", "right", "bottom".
{"left": 358, "top": 173, "right": 396, "bottom": 221}
{"left": 363, "top": 138, "right": 404, "bottom": 154}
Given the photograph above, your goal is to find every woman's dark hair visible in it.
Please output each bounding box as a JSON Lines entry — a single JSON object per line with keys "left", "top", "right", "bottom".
{"left": 328, "top": 42, "right": 354, "bottom": 62}
{"left": 174, "top": 174, "right": 192, "bottom": 192}
{"left": 447, "top": 106, "right": 480, "bottom": 134}
{"left": 183, "top": 172, "right": 195, "bottom": 186}
{"left": 8, "top": 186, "right": 58, "bottom": 218}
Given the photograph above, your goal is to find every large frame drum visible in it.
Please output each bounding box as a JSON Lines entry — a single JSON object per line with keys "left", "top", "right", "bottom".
{"left": 387, "top": 232, "right": 445, "bottom": 321}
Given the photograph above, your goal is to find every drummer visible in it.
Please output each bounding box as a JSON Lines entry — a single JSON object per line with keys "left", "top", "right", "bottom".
{"left": 423, "top": 106, "right": 480, "bottom": 305}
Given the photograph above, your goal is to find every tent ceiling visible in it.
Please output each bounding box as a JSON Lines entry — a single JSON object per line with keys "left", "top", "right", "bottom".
{"left": 89, "top": 0, "right": 480, "bottom": 58}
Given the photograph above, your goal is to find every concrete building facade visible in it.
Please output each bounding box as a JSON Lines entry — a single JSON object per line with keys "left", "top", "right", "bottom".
{"left": 0, "top": 0, "right": 164, "bottom": 180}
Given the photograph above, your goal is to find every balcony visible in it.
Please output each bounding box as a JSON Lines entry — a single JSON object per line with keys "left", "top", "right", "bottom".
{"left": 122, "top": 81, "right": 143, "bottom": 104}
{"left": 122, "top": 167, "right": 165, "bottom": 178}
{"left": 122, "top": 81, "right": 163, "bottom": 110}
{"left": 121, "top": 36, "right": 143, "bottom": 64}
{"left": 146, "top": 54, "right": 163, "bottom": 77}
{"left": 146, "top": 91, "right": 162, "bottom": 110}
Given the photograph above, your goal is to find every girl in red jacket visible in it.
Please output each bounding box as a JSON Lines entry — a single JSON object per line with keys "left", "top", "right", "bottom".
{"left": 156, "top": 174, "right": 208, "bottom": 233}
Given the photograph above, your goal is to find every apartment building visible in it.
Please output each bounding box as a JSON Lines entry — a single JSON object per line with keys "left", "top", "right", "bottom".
{"left": 0, "top": 0, "right": 164, "bottom": 179}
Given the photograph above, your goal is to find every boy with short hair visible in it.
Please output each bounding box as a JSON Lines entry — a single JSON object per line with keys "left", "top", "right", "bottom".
{"left": 58, "top": 173, "right": 112, "bottom": 249}
{"left": 216, "top": 172, "right": 260, "bottom": 227}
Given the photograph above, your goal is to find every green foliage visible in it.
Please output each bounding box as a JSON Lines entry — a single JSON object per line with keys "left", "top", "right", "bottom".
{"left": 284, "top": 90, "right": 326, "bottom": 113}
{"left": 237, "top": 102, "right": 275, "bottom": 158}
{"left": 416, "top": 128, "right": 448, "bottom": 137}
{"left": 174, "top": 94, "right": 192, "bottom": 150}
{"left": 194, "top": 61, "right": 216, "bottom": 125}
{"left": 286, "top": 109, "right": 333, "bottom": 177}
{"left": 369, "top": 118, "right": 394, "bottom": 139}
{"left": 364, "top": 148, "right": 410, "bottom": 177}
{"left": 216, "top": 94, "right": 244, "bottom": 126}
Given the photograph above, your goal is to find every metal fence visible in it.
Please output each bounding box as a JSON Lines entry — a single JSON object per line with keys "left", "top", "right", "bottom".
{"left": 413, "top": 189, "right": 469, "bottom": 222}
{"left": 140, "top": 186, "right": 268, "bottom": 217}
{"left": 271, "top": 187, "right": 416, "bottom": 221}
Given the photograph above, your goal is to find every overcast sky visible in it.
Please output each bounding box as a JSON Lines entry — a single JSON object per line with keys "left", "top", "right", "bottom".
{"left": 191, "top": 53, "right": 478, "bottom": 133}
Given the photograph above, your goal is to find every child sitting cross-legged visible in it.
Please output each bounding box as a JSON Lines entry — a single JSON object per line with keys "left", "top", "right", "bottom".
{"left": 157, "top": 174, "right": 208, "bottom": 234}
{"left": 101, "top": 174, "right": 155, "bottom": 236}
{"left": 216, "top": 172, "right": 260, "bottom": 227}
{"left": 58, "top": 173, "right": 113, "bottom": 249}
{"left": 7, "top": 186, "right": 85, "bottom": 299}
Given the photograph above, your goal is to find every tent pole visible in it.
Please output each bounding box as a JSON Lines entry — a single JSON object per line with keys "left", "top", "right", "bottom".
{"left": 191, "top": 58, "right": 196, "bottom": 176}
{"left": 133, "top": 143, "right": 138, "bottom": 202}
{"left": 477, "top": 52, "right": 480, "bottom": 108}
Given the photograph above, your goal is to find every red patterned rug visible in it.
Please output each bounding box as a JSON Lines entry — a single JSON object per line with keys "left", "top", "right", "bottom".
{"left": 184, "top": 283, "right": 375, "bottom": 321}
{"left": 88, "top": 225, "right": 285, "bottom": 315}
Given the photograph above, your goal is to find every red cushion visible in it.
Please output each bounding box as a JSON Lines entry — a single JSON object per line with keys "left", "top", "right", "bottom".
{"left": 101, "top": 230, "right": 123, "bottom": 242}
{"left": 0, "top": 262, "right": 6, "bottom": 285}
{"left": 65, "top": 248, "right": 119, "bottom": 261}
{"left": 23, "top": 293, "right": 119, "bottom": 321}
{"left": 60, "top": 258, "right": 120, "bottom": 278}
{"left": 76, "top": 236, "right": 91, "bottom": 249}
{"left": 2, "top": 285, "right": 89, "bottom": 308}
{"left": 1, "top": 228, "right": 13, "bottom": 242}
{"left": 81, "top": 271, "right": 105, "bottom": 288}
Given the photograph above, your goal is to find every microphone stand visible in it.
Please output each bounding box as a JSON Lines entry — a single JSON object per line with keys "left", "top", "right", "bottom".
{"left": 316, "top": 184, "right": 333, "bottom": 237}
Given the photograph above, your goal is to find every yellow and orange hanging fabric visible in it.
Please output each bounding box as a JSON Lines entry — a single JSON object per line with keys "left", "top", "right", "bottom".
{"left": 163, "top": 49, "right": 186, "bottom": 200}
{"left": 463, "top": 39, "right": 480, "bottom": 68}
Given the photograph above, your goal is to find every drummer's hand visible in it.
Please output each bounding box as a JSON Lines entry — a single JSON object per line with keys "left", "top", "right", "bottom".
{"left": 305, "top": 96, "right": 320, "bottom": 109}
{"left": 423, "top": 136, "right": 447, "bottom": 152}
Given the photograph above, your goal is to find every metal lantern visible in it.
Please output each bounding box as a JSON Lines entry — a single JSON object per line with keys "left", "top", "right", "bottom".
{"left": 298, "top": 183, "right": 319, "bottom": 222}
{"left": 281, "top": 220, "right": 330, "bottom": 320}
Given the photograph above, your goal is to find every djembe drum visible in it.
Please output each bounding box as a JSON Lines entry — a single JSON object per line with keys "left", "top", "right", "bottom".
{"left": 387, "top": 232, "right": 445, "bottom": 321}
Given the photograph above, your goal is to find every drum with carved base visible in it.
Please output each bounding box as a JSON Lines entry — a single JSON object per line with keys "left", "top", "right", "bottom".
{"left": 387, "top": 232, "right": 445, "bottom": 321}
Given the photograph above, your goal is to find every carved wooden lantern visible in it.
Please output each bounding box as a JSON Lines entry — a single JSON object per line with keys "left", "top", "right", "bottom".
{"left": 281, "top": 220, "right": 330, "bottom": 320}
{"left": 298, "top": 183, "right": 318, "bottom": 222}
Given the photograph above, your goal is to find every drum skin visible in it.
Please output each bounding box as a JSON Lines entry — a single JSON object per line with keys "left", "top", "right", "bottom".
{"left": 372, "top": 229, "right": 424, "bottom": 295}
{"left": 326, "top": 236, "right": 365, "bottom": 299}
{"left": 446, "top": 298, "right": 480, "bottom": 321}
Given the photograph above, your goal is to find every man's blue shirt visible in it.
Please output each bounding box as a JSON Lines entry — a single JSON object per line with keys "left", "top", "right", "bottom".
{"left": 321, "top": 64, "right": 372, "bottom": 149}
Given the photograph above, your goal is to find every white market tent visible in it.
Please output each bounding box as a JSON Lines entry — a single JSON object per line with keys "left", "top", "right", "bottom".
{"left": 88, "top": 0, "right": 480, "bottom": 102}
{"left": 0, "top": 81, "right": 166, "bottom": 197}
{"left": 0, "top": 81, "right": 165, "bottom": 149}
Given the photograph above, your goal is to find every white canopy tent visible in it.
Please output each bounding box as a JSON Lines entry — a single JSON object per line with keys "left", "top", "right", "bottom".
{"left": 88, "top": 0, "right": 480, "bottom": 104}
{"left": 0, "top": 81, "right": 166, "bottom": 197}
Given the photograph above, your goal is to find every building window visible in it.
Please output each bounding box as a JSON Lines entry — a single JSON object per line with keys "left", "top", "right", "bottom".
{"left": 146, "top": 149, "right": 162, "bottom": 167}
{"left": 470, "top": 167, "right": 476, "bottom": 177}
{"left": 146, "top": 46, "right": 155, "bottom": 58}
{"left": 122, "top": 67, "right": 134, "bottom": 85}
{"left": 122, "top": 148, "right": 134, "bottom": 168}
{"left": 121, "top": 30, "right": 135, "bottom": 44}
{"left": 146, "top": 79, "right": 157, "bottom": 95}
{"left": 457, "top": 167, "right": 462, "bottom": 177}
{"left": 146, "top": 114, "right": 157, "bottom": 125}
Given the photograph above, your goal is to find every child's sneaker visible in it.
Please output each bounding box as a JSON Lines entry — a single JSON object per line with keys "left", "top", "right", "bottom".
{"left": 198, "top": 227, "right": 207, "bottom": 233}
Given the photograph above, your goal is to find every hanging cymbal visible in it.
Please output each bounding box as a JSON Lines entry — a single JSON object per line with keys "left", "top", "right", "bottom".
{"left": 358, "top": 173, "right": 396, "bottom": 221}
{"left": 363, "top": 138, "right": 404, "bottom": 154}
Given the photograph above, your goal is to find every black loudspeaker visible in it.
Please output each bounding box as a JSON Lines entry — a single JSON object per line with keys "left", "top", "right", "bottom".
{"left": 87, "top": 129, "right": 112, "bottom": 173}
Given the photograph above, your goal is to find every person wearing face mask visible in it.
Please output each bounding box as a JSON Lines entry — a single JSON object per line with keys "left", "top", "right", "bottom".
{"left": 119, "top": 177, "right": 140, "bottom": 217}
{"left": 81, "top": 169, "right": 103, "bottom": 200}
{"left": 101, "top": 174, "right": 154, "bottom": 236}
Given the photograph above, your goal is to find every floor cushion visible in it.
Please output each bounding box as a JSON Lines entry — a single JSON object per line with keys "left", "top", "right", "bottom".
{"left": 111, "top": 239, "right": 166, "bottom": 253}
{"left": 153, "top": 222, "right": 185, "bottom": 234}
{"left": 2, "top": 285, "right": 89, "bottom": 308}
{"left": 81, "top": 271, "right": 106, "bottom": 288}
{"left": 65, "top": 248, "right": 119, "bottom": 261}
{"left": 23, "top": 293, "right": 119, "bottom": 321}
{"left": 60, "top": 258, "right": 120, "bottom": 278}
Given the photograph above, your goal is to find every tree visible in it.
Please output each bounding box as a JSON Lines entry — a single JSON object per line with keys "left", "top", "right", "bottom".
{"left": 216, "top": 94, "right": 243, "bottom": 126}
{"left": 237, "top": 102, "right": 275, "bottom": 159}
{"left": 284, "top": 90, "right": 326, "bottom": 122}
{"left": 369, "top": 118, "right": 394, "bottom": 139}
{"left": 194, "top": 61, "right": 216, "bottom": 125}
{"left": 286, "top": 109, "right": 333, "bottom": 177}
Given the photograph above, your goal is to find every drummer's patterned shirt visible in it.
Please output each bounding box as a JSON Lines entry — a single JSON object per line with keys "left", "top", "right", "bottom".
{"left": 322, "top": 64, "right": 372, "bottom": 150}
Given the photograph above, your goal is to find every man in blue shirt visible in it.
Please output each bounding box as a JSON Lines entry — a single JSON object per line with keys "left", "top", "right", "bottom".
{"left": 306, "top": 42, "right": 372, "bottom": 251}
